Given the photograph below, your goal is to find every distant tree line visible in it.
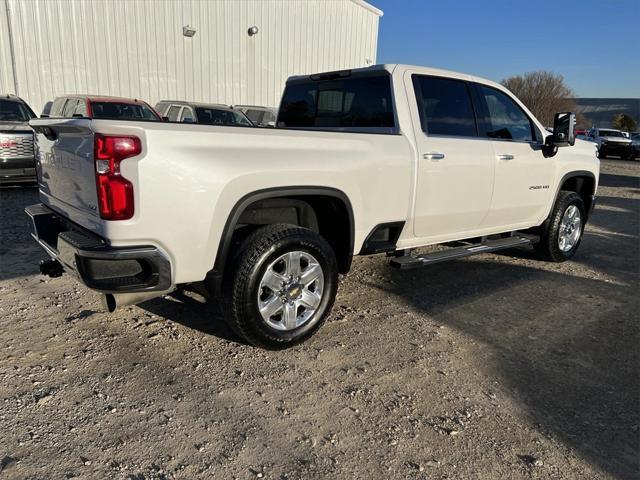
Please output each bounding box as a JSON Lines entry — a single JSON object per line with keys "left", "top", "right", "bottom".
{"left": 612, "top": 113, "right": 637, "bottom": 132}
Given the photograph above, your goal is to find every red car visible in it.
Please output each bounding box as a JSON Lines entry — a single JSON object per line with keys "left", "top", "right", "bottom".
{"left": 44, "top": 95, "right": 161, "bottom": 121}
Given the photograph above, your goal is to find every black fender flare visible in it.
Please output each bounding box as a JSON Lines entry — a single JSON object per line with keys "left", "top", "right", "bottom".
{"left": 206, "top": 186, "right": 355, "bottom": 295}
{"left": 545, "top": 170, "right": 597, "bottom": 223}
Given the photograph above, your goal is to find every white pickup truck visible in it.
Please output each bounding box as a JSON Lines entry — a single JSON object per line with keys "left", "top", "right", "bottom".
{"left": 27, "top": 64, "right": 599, "bottom": 348}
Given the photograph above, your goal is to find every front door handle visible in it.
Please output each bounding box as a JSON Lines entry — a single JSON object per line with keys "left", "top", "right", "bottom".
{"left": 497, "top": 154, "right": 515, "bottom": 160}
{"left": 423, "top": 152, "right": 445, "bottom": 160}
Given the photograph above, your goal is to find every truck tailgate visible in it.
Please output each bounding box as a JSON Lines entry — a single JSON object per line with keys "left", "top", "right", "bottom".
{"left": 29, "top": 118, "right": 99, "bottom": 223}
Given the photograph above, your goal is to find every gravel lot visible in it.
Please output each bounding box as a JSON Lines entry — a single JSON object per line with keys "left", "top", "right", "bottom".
{"left": 0, "top": 159, "right": 638, "bottom": 480}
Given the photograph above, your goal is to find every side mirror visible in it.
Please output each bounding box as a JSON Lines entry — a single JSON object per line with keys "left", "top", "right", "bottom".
{"left": 183, "top": 117, "right": 195, "bottom": 123}
{"left": 549, "top": 112, "right": 576, "bottom": 147}
{"left": 162, "top": 116, "right": 169, "bottom": 122}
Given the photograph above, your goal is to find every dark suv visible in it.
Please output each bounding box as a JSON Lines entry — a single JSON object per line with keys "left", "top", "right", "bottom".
{"left": 0, "top": 94, "right": 37, "bottom": 184}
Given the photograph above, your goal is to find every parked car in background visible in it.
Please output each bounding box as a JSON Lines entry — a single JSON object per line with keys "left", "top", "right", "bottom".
{"left": 155, "top": 101, "right": 253, "bottom": 126}
{"left": 630, "top": 132, "right": 640, "bottom": 159}
{"left": 587, "top": 128, "right": 633, "bottom": 159}
{"left": 0, "top": 94, "right": 37, "bottom": 184}
{"left": 45, "top": 95, "right": 161, "bottom": 121}
{"left": 233, "top": 105, "right": 277, "bottom": 127}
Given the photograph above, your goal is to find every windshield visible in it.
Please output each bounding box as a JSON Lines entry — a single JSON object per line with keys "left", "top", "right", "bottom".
{"left": 0, "top": 99, "right": 35, "bottom": 122}
{"left": 195, "top": 107, "right": 253, "bottom": 126}
{"left": 90, "top": 102, "right": 160, "bottom": 120}
{"left": 599, "top": 130, "right": 624, "bottom": 138}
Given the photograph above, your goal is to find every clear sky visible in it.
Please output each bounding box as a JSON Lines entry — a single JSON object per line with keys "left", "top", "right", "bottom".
{"left": 368, "top": 0, "right": 640, "bottom": 98}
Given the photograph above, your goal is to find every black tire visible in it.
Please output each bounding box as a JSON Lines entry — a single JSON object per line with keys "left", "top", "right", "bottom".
{"left": 534, "top": 191, "right": 586, "bottom": 262}
{"left": 222, "top": 224, "right": 338, "bottom": 349}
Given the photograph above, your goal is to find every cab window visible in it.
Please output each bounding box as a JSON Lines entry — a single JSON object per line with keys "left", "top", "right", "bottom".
{"left": 412, "top": 75, "right": 477, "bottom": 137}
{"left": 179, "top": 106, "right": 195, "bottom": 122}
{"left": 245, "top": 109, "right": 264, "bottom": 124}
{"left": 74, "top": 100, "right": 88, "bottom": 117}
{"left": 50, "top": 98, "right": 67, "bottom": 117}
{"left": 278, "top": 73, "right": 395, "bottom": 131}
{"left": 62, "top": 99, "right": 79, "bottom": 117}
{"left": 477, "top": 85, "right": 534, "bottom": 142}
{"left": 167, "top": 105, "right": 181, "bottom": 122}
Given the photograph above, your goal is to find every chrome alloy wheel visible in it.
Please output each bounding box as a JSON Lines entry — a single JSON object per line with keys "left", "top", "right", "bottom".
{"left": 257, "top": 251, "right": 325, "bottom": 331}
{"left": 558, "top": 205, "right": 582, "bottom": 252}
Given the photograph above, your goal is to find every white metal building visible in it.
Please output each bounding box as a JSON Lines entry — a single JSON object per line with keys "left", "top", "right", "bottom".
{"left": 0, "top": 0, "right": 382, "bottom": 113}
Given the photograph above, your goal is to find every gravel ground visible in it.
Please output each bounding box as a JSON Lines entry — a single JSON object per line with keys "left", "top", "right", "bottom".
{"left": 0, "top": 159, "right": 638, "bottom": 480}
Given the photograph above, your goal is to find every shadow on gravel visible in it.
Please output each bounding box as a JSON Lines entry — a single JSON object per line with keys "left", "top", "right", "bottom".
{"left": 372, "top": 259, "right": 638, "bottom": 479}
{"left": 598, "top": 172, "right": 640, "bottom": 190}
{"left": 368, "top": 183, "right": 640, "bottom": 479}
{"left": 0, "top": 186, "right": 43, "bottom": 281}
{"left": 138, "top": 289, "right": 245, "bottom": 345}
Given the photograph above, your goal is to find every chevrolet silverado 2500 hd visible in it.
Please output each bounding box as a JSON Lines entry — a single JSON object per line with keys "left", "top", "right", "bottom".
{"left": 26, "top": 64, "right": 599, "bottom": 349}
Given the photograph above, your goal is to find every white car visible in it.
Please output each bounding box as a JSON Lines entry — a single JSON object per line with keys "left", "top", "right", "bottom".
{"left": 27, "top": 64, "right": 599, "bottom": 348}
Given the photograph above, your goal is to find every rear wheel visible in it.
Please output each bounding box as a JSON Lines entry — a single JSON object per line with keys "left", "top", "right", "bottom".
{"left": 534, "top": 191, "right": 586, "bottom": 262}
{"left": 222, "top": 224, "right": 338, "bottom": 349}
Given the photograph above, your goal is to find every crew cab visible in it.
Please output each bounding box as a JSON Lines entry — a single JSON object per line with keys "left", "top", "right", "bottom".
{"left": 1, "top": 94, "right": 37, "bottom": 184}
{"left": 26, "top": 64, "right": 599, "bottom": 348}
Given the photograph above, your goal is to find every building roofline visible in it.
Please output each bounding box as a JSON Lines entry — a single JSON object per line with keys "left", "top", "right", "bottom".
{"left": 350, "top": 0, "right": 383, "bottom": 17}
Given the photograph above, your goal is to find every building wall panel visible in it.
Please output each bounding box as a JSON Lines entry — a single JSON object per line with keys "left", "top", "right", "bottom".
{"left": 1, "top": 0, "right": 380, "bottom": 112}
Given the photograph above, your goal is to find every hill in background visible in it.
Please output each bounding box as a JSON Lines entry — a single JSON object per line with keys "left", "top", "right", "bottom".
{"left": 574, "top": 98, "right": 640, "bottom": 129}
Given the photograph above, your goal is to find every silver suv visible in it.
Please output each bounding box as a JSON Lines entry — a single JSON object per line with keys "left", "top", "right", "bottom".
{"left": 588, "top": 127, "right": 633, "bottom": 159}
{"left": 0, "top": 94, "right": 37, "bottom": 184}
{"left": 155, "top": 101, "right": 253, "bottom": 127}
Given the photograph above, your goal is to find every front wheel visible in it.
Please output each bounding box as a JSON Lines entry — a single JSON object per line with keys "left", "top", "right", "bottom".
{"left": 222, "top": 224, "right": 338, "bottom": 349}
{"left": 534, "top": 191, "right": 586, "bottom": 262}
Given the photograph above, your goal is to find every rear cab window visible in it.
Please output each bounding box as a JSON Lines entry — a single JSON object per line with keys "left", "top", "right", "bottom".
{"left": 90, "top": 102, "right": 159, "bottom": 121}
{"left": 194, "top": 107, "right": 253, "bottom": 127}
{"left": 277, "top": 70, "right": 396, "bottom": 133}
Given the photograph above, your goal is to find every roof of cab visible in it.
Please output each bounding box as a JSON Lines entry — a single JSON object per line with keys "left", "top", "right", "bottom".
{"left": 158, "top": 100, "right": 235, "bottom": 111}
{"left": 286, "top": 63, "right": 505, "bottom": 91}
{"left": 57, "top": 94, "right": 151, "bottom": 104}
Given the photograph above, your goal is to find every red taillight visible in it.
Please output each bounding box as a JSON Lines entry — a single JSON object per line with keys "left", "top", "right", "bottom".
{"left": 94, "top": 134, "right": 141, "bottom": 220}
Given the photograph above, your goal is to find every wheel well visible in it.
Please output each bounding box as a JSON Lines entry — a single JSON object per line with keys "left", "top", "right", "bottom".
{"left": 560, "top": 175, "right": 596, "bottom": 213}
{"left": 216, "top": 191, "right": 354, "bottom": 277}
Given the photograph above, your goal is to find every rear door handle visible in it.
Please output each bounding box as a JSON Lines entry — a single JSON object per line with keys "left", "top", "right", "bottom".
{"left": 497, "top": 154, "right": 515, "bottom": 160}
{"left": 423, "top": 152, "right": 445, "bottom": 160}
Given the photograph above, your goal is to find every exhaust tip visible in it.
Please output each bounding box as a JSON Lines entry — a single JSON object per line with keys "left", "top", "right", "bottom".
{"left": 102, "top": 294, "right": 117, "bottom": 313}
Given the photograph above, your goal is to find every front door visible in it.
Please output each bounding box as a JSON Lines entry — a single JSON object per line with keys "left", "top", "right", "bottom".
{"left": 407, "top": 73, "right": 496, "bottom": 239}
{"left": 473, "top": 84, "right": 554, "bottom": 229}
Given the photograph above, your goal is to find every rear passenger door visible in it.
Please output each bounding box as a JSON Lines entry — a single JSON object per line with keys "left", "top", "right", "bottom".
{"left": 407, "top": 73, "right": 496, "bottom": 239}
{"left": 473, "top": 84, "right": 553, "bottom": 229}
